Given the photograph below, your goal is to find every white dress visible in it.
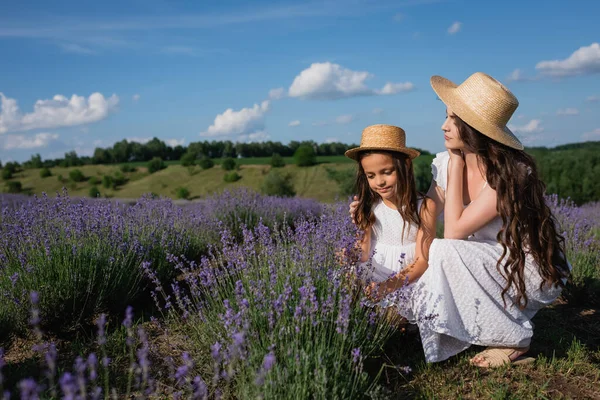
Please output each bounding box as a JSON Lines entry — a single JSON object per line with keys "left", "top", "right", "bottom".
{"left": 402, "top": 152, "right": 568, "bottom": 363}
{"left": 360, "top": 199, "right": 419, "bottom": 283}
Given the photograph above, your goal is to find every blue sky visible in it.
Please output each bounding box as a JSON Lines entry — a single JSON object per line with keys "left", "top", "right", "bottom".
{"left": 0, "top": 0, "right": 599, "bottom": 162}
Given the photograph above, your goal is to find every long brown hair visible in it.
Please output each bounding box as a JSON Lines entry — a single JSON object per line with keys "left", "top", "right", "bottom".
{"left": 453, "top": 116, "right": 570, "bottom": 308}
{"left": 353, "top": 151, "right": 423, "bottom": 239}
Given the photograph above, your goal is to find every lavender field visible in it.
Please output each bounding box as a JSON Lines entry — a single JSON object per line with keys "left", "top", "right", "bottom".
{"left": 0, "top": 189, "right": 599, "bottom": 399}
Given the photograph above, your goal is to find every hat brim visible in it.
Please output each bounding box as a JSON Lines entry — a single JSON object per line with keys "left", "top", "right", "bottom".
{"left": 430, "top": 75, "right": 524, "bottom": 150}
{"left": 345, "top": 146, "right": 420, "bottom": 161}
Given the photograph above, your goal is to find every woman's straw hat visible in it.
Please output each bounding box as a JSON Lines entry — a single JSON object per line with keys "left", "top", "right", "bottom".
{"left": 345, "top": 124, "right": 420, "bottom": 160}
{"left": 430, "top": 72, "right": 524, "bottom": 150}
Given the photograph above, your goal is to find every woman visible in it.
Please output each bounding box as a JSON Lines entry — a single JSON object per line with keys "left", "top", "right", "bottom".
{"left": 358, "top": 72, "right": 571, "bottom": 367}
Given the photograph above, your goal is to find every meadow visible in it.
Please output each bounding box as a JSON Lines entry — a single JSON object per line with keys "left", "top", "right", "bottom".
{"left": 0, "top": 187, "right": 598, "bottom": 399}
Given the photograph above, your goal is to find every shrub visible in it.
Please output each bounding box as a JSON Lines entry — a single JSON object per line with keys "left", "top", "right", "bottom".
{"left": 5, "top": 180, "right": 22, "bottom": 193}
{"left": 40, "top": 167, "right": 52, "bottom": 178}
{"left": 270, "top": 153, "right": 285, "bottom": 168}
{"left": 294, "top": 144, "right": 317, "bottom": 167}
{"left": 221, "top": 157, "right": 237, "bottom": 171}
{"left": 180, "top": 152, "right": 196, "bottom": 167}
{"left": 102, "top": 175, "right": 114, "bottom": 189}
{"left": 223, "top": 171, "right": 241, "bottom": 183}
{"left": 89, "top": 185, "right": 101, "bottom": 198}
{"left": 325, "top": 167, "right": 356, "bottom": 197}
{"left": 148, "top": 157, "right": 167, "bottom": 174}
{"left": 57, "top": 174, "right": 65, "bottom": 183}
{"left": 120, "top": 164, "right": 137, "bottom": 173}
{"left": 112, "top": 171, "right": 127, "bottom": 188}
{"left": 2, "top": 169, "right": 13, "bottom": 180}
{"left": 261, "top": 170, "right": 296, "bottom": 197}
{"left": 69, "top": 169, "right": 86, "bottom": 182}
{"left": 175, "top": 187, "right": 190, "bottom": 200}
{"left": 198, "top": 158, "right": 214, "bottom": 170}
{"left": 88, "top": 176, "right": 100, "bottom": 185}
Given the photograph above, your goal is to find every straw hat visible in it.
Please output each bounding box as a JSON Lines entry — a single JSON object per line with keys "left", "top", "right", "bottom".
{"left": 430, "top": 72, "right": 524, "bottom": 150}
{"left": 345, "top": 124, "right": 420, "bottom": 160}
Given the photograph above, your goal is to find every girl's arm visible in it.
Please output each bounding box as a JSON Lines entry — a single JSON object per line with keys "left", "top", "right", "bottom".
{"left": 444, "top": 151, "right": 498, "bottom": 239}
{"left": 359, "top": 228, "right": 372, "bottom": 263}
{"left": 368, "top": 197, "right": 436, "bottom": 298}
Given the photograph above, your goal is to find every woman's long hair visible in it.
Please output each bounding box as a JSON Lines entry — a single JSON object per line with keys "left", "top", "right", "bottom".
{"left": 353, "top": 151, "right": 422, "bottom": 239}
{"left": 454, "top": 116, "right": 570, "bottom": 308}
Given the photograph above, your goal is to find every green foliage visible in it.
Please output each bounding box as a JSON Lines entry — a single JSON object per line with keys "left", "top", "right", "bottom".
{"left": 221, "top": 157, "right": 237, "bottom": 171}
{"left": 147, "top": 157, "right": 167, "bottom": 174}
{"left": 57, "top": 174, "right": 65, "bottom": 183}
{"left": 5, "top": 180, "right": 22, "bottom": 193}
{"left": 325, "top": 167, "right": 356, "bottom": 197}
{"left": 198, "top": 157, "right": 214, "bottom": 170}
{"left": 175, "top": 186, "right": 190, "bottom": 199}
{"left": 113, "top": 171, "right": 127, "bottom": 188}
{"left": 40, "top": 167, "right": 52, "bottom": 178}
{"left": 294, "top": 144, "right": 317, "bottom": 167}
{"left": 223, "top": 171, "right": 241, "bottom": 183}
{"left": 102, "top": 175, "right": 114, "bottom": 189}
{"left": 89, "top": 185, "right": 101, "bottom": 198}
{"left": 1, "top": 168, "right": 13, "bottom": 180}
{"left": 180, "top": 152, "right": 196, "bottom": 167}
{"left": 270, "top": 152, "right": 285, "bottom": 168}
{"left": 88, "top": 176, "right": 100, "bottom": 185}
{"left": 261, "top": 170, "right": 296, "bottom": 197}
{"left": 119, "top": 164, "right": 137, "bottom": 173}
{"left": 69, "top": 169, "right": 86, "bottom": 182}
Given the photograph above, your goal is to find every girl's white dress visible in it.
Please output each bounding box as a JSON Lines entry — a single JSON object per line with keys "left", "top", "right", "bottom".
{"left": 361, "top": 199, "right": 419, "bottom": 282}
{"left": 402, "top": 152, "right": 568, "bottom": 363}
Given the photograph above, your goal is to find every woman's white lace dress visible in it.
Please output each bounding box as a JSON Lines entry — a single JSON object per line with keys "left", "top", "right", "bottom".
{"left": 361, "top": 199, "right": 419, "bottom": 282}
{"left": 401, "top": 152, "right": 568, "bottom": 363}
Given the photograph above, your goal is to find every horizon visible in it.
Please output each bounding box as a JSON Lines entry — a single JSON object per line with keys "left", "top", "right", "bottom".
{"left": 1, "top": 0, "right": 599, "bottom": 163}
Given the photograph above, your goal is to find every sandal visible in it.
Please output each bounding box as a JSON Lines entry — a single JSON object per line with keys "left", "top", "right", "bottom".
{"left": 469, "top": 346, "right": 535, "bottom": 368}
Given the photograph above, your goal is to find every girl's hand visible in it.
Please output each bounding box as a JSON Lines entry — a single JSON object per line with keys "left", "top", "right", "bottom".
{"left": 349, "top": 195, "right": 359, "bottom": 225}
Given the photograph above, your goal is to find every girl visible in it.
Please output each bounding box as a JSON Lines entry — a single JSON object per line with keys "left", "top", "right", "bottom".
{"left": 406, "top": 72, "right": 571, "bottom": 367}
{"left": 345, "top": 124, "right": 436, "bottom": 300}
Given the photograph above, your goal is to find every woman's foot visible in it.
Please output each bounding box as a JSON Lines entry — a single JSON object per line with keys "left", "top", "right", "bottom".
{"left": 469, "top": 346, "right": 532, "bottom": 368}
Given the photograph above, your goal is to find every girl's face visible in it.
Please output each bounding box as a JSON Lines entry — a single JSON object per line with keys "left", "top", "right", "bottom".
{"left": 360, "top": 153, "right": 398, "bottom": 202}
{"left": 441, "top": 107, "right": 465, "bottom": 149}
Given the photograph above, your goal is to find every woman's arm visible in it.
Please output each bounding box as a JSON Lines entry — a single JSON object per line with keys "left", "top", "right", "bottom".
{"left": 444, "top": 151, "right": 498, "bottom": 239}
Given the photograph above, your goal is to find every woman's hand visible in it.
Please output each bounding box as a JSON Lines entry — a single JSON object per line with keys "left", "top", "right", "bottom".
{"left": 447, "top": 148, "right": 465, "bottom": 167}
{"left": 349, "top": 195, "right": 359, "bottom": 225}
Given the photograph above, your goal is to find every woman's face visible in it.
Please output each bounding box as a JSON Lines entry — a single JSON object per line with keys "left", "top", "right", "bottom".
{"left": 441, "top": 107, "right": 465, "bottom": 150}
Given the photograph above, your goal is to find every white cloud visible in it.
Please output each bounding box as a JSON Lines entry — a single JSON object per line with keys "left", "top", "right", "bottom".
{"left": 536, "top": 43, "right": 600, "bottom": 77}
{"left": 3, "top": 132, "right": 59, "bottom": 150}
{"left": 288, "top": 62, "right": 414, "bottom": 100}
{"left": 582, "top": 128, "right": 600, "bottom": 141}
{"left": 556, "top": 108, "right": 579, "bottom": 116}
{"left": 325, "top": 137, "right": 339, "bottom": 143}
{"left": 132, "top": 94, "right": 141, "bottom": 102}
{"left": 372, "top": 108, "right": 384, "bottom": 115}
{"left": 60, "top": 43, "right": 96, "bottom": 55}
{"left": 288, "top": 120, "right": 301, "bottom": 127}
{"left": 447, "top": 22, "right": 462, "bottom": 35}
{"left": 509, "top": 119, "right": 544, "bottom": 134}
{"left": 165, "top": 138, "right": 185, "bottom": 147}
{"left": 201, "top": 100, "right": 270, "bottom": 137}
{"left": 268, "top": 87, "right": 285, "bottom": 100}
{"left": 335, "top": 114, "right": 354, "bottom": 124}
{"left": 0, "top": 92, "right": 119, "bottom": 134}
{"left": 586, "top": 95, "right": 599, "bottom": 103}
{"left": 505, "top": 68, "right": 535, "bottom": 83}
{"left": 238, "top": 130, "right": 270, "bottom": 142}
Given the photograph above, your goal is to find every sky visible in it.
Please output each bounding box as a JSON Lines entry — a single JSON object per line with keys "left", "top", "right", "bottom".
{"left": 0, "top": 0, "right": 599, "bottom": 162}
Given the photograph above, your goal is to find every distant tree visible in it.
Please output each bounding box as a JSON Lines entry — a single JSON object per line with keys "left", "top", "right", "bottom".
{"left": 223, "top": 171, "right": 241, "bottom": 183}
{"left": 119, "top": 164, "right": 137, "bottom": 173}
{"left": 88, "top": 176, "right": 100, "bottom": 185}
{"left": 102, "top": 175, "right": 114, "bottom": 189}
{"left": 270, "top": 153, "right": 285, "bottom": 168}
{"left": 180, "top": 152, "right": 196, "bottom": 167}
{"left": 221, "top": 157, "right": 237, "bottom": 171}
{"left": 40, "top": 167, "right": 52, "bottom": 178}
{"left": 294, "top": 144, "right": 317, "bottom": 167}
{"left": 175, "top": 187, "right": 190, "bottom": 200}
{"left": 28, "top": 154, "right": 43, "bottom": 169}
{"left": 198, "top": 158, "right": 214, "bottom": 170}
{"left": 93, "top": 148, "right": 111, "bottom": 164}
{"left": 2, "top": 169, "right": 13, "bottom": 180}
{"left": 6, "top": 181, "right": 22, "bottom": 193}
{"left": 69, "top": 169, "right": 86, "bottom": 182}
{"left": 261, "top": 170, "right": 296, "bottom": 197}
{"left": 112, "top": 140, "right": 131, "bottom": 163}
{"left": 147, "top": 157, "right": 167, "bottom": 174}
{"left": 62, "top": 151, "right": 83, "bottom": 167}
{"left": 3, "top": 162, "right": 19, "bottom": 174}
{"left": 0, "top": 160, "right": 2, "bottom": 169}
{"left": 89, "top": 186, "right": 101, "bottom": 198}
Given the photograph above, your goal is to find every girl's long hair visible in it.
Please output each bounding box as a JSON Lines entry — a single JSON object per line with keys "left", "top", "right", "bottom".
{"left": 353, "top": 151, "right": 423, "bottom": 239}
{"left": 454, "top": 116, "right": 570, "bottom": 308}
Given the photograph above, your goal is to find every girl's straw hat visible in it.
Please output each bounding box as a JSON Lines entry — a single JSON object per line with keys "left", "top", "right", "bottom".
{"left": 345, "top": 124, "right": 420, "bottom": 160}
{"left": 430, "top": 72, "right": 524, "bottom": 150}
